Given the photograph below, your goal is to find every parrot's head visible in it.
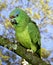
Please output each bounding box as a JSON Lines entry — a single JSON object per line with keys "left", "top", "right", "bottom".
{"left": 9, "top": 8, "right": 30, "bottom": 28}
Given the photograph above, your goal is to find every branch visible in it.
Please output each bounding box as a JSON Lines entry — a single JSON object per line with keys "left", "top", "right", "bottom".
{"left": 0, "top": 36, "right": 51, "bottom": 65}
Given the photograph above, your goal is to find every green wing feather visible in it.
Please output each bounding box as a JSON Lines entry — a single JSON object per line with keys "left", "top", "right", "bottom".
{"left": 28, "top": 21, "right": 41, "bottom": 51}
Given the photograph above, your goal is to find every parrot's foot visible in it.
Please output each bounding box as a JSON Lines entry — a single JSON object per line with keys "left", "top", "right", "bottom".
{"left": 27, "top": 49, "right": 33, "bottom": 53}
{"left": 21, "top": 59, "right": 29, "bottom": 65}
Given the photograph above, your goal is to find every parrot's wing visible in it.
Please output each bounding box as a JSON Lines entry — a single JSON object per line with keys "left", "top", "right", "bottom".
{"left": 28, "top": 22, "right": 41, "bottom": 49}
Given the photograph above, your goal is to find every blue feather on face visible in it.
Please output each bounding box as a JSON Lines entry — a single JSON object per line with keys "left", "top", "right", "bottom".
{"left": 14, "top": 10, "right": 20, "bottom": 17}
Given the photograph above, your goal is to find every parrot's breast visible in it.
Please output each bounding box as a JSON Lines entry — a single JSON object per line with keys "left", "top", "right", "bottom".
{"left": 15, "top": 26, "right": 32, "bottom": 49}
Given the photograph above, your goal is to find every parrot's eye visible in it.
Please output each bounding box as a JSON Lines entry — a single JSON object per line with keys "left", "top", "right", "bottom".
{"left": 16, "top": 14, "right": 19, "bottom": 17}
{"left": 11, "top": 19, "right": 18, "bottom": 25}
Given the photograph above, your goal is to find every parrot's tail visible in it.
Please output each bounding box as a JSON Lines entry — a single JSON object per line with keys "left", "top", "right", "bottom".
{"left": 36, "top": 44, "right": 41, "bottom": 58}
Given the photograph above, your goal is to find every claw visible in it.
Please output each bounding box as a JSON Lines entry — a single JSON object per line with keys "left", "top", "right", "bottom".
{"left": 27, "top": 49, "right": 33, "bottom": 53}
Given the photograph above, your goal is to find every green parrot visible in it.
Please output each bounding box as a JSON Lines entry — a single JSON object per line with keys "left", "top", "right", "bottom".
{"left": 9, "top": 8, "right": 41, "bottom": 57}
